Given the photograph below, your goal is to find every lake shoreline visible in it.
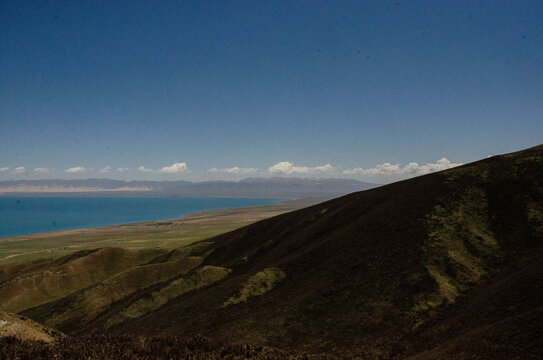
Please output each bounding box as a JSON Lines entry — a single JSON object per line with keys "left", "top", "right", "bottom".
{"left": 0, "top": 196, "right": 294, "bottom": 239}
{"left": 0, "top": 198, "right": 318, "bottom": 241}
{"left": 0, "top": 198, "right": 320, "bottom": 264}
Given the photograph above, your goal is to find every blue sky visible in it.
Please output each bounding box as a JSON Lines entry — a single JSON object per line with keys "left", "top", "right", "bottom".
{"left": 1, "top": 1, "right": 542, "bottom": 183}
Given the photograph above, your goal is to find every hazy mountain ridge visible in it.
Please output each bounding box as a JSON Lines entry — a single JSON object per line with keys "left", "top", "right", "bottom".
{"left": 0, "top": 177, "right": 377, "bottom": 198}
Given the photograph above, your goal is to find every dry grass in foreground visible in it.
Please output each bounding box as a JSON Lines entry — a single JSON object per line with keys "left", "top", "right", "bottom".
{"left": 0, "top": 335, "right": 340, "bottom": 360}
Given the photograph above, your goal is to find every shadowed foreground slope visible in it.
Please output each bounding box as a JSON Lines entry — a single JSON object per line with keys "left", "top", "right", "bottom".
{"left": 0, "top": 335, "right": 324, "bottom": 360}
{"left": 108, "top": 144, "right": 543, "bottom": 358}
{"left": 7, "top": 145, "right": 543, "bottom": 358}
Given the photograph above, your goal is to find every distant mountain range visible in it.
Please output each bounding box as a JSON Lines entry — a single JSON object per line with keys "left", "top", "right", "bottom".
{"left": 0, "top": 177, "right": 378, "bottom": 198}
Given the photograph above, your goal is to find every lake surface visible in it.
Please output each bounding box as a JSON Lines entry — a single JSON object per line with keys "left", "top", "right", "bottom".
{"left": 0, "top": 196, "right": 282, "bottom": 238}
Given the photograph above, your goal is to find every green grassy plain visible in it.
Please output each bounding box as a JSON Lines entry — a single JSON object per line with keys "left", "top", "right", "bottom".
{"left": 0, "top": 199, "right": 315, "bottom": 265}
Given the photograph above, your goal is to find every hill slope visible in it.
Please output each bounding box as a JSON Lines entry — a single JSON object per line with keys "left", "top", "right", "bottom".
{"left": 5, "top": 145, "right": 543, "bottom": 358}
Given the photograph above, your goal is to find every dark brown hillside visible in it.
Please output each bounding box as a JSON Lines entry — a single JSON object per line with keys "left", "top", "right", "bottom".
{"left": 93, "top": 144, "right": 542, "bottom": 358}
{"left": 406, "top": 255, "right": 543, "bottom": 359}
{"left": 13, "top": 144, "right": 543, "bottom": 359}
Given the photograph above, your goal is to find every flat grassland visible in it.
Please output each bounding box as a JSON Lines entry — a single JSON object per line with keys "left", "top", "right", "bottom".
{"left": 0, "top": 199, "right": 315, "bottom": 265}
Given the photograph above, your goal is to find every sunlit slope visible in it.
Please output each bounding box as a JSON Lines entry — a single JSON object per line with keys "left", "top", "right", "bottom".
{"left": 0, "top": 311, "right": 64, "bottom": 343}
{"left": 0, "top": 247, "right": 167, "bottom": 312}
{"left": 7, "top": 242, "right": 232, "bottom": 332}
{"left": 108, "top": 144, "right": 542, "bottom": 358}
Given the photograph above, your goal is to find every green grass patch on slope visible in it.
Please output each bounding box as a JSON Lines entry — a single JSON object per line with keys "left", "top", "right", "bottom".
{"left": 223, "top": 268, "right": 286, "bottom": 307}
{"left": 107, "top": 265, "right": 232, "bottom": 328}
{"left": 527, "top": 201, "right": 543, "bottom": 235}
{"left": 422, "top": 186, "right": 502, "bottom": 307}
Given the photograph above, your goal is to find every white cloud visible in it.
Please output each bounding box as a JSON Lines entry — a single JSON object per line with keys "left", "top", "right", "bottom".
{"left": 159, "top": 162, "right": 188, "bottom": 174}
{"left": 222, "top": 167, "right": 258, "bottom": 174}
{"left": 0, "top": 167, "right": 9, "bottom": 172}
{"left": 208, "top": 166, "right": 258, "bottom": 174}
{"left": 269, "top": 161, "right": 336, "bottom": 175}
{"left": 34, "top": 167, "right": 52, "bottom": 173}
{"left": 99, "top": 165, "right": 111, "bottom": 173}
{"left": 416, "top": 158, "right": 463, "bottom": 174}
{"left": 137, "top": 166, "right": 154, "bottom": 173}
{"left": 64, "top": 166, "right": 87, "bottom": 173}
{"left": 117, "top": 167, "right": 130, "bottom": 172}
{"left": 313, "top": 164, "right": 335, "bottom": 172}
{"left": 13, "top": 166, "right": 26, "bottom": 174}
{"left": 343, "top": 158, "right": 463, "bottom": 177}
{"left": 137, "top": 162, "right": 189, "bottom": 174}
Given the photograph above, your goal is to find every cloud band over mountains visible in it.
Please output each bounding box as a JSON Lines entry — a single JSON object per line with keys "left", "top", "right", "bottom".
{"left": 1, "top": 157, "right": 463, "bottom": 181}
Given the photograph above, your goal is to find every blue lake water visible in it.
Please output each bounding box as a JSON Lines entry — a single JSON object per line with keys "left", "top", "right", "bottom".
{"left": 0, "top": 196, "right": 282, "bottom": 238}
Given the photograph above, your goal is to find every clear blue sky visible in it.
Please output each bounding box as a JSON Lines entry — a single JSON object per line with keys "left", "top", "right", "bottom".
{"left": 1, "top": 1, "right": 542, "bottom": 182}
